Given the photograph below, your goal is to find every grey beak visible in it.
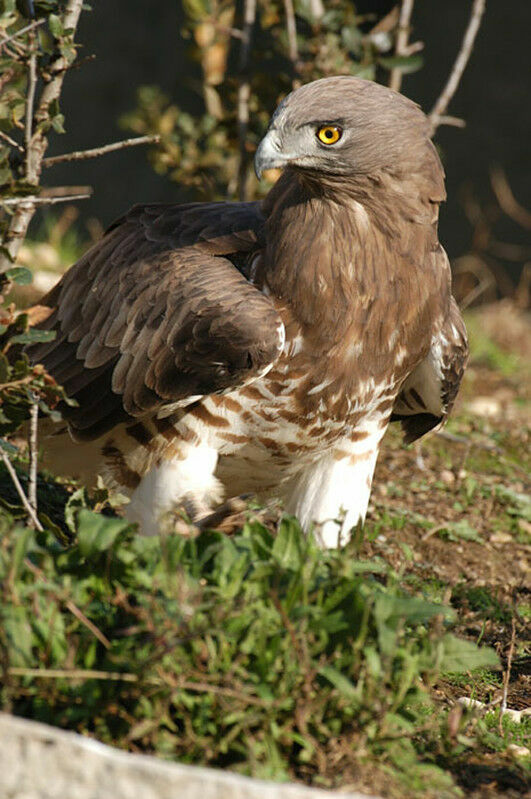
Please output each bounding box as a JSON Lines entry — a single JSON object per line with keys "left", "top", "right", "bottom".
{"left": 254, "top": 130, "right": 286, "bottom": 179}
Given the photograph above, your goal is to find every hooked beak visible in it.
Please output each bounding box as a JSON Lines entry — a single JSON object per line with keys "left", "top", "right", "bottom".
{"left": 254, "top": 129, "right": 287, "bottom": 179}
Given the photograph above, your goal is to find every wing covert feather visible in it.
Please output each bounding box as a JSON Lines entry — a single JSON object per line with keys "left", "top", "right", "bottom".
{"left": 28, "top": 202, "right": 283, "bottom": 440}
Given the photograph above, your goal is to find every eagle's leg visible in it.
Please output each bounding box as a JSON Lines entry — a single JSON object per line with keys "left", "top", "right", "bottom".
{"left": 283, "top": 438, "right": 381, "bottom": 548}
{"left": 123, "top": 442, "right": 224, "bottom": 536}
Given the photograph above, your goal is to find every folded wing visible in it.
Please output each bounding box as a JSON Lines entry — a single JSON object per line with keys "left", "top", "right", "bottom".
{"left": 392, "top": 296, "right": 468, "bottom": 443}
{"left": 28, "top": 202, "right": 284, "bottom": 440}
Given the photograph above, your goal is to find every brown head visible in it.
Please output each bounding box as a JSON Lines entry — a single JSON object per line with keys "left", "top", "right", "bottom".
{"left": 255, "top": 76, "right": 440, "bottom": 187}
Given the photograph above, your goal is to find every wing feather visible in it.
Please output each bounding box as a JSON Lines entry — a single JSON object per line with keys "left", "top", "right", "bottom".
{"left": 28, "top": 202, "right": 283, "bottom": 440}
{"left": 392, "top": 296, "right": 468, "bottom": 443}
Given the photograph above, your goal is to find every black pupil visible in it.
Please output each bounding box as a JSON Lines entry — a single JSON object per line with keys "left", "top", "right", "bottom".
{"left": 325, "top": 129, "right": 334, "bottom": 138}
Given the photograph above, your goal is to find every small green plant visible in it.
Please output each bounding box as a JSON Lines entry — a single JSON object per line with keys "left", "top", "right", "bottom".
{"left": 0, "top": 499, "right": 500, "bottom": 796}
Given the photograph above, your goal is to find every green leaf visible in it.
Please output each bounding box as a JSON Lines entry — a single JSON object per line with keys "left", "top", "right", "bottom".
{"left": 379, "top": 54, "right": 424, "bottom": 74}
{"left": 318, "top": 665, "right": 358, "bottom": 700}
{"left": 11, "top": 526, "right": 33, "bottom": 578}
{"left": 1, "top": 605, "right": 33, "bottom": 666}
{"left": 9, "top": 329, "right": 56, "bottom": 345}
{"left": 374, "top": 594, "right": 454, "bottom": 626}
{"left": 76, "top": 508, "right": 131, "bottom": 558}
{"left": 272, "top": 516, "right": 304, "bottom": 570}
{"left": 51, "top": 113, "right": 66, "bottom": 134}
{"left": 350, "top": 63, "right": 375, "bottom": 80}
{"left": 439, "top": 634, "right": 499, "bottom": 673}
{"left": 5, "top": 266, "right": 32, "bottom": 285}
{"left": 438, "top": 520, "right": 483, "bottom": 543}
{"left": 48, "top": 14, "right": 64, "bottom": 38}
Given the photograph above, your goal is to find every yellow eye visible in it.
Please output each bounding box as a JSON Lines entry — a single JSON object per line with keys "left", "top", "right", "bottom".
{"left": 317, "top": 125, "right": 342, "bottom": 145}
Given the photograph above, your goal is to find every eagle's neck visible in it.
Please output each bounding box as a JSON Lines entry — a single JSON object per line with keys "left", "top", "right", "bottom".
{"left": 262, "top": 168, "right": 441, "bottom": 348}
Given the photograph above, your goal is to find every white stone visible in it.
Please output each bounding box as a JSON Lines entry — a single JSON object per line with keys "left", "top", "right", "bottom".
{"left": 0, "top": 713, "right": 381, "bottom": 799}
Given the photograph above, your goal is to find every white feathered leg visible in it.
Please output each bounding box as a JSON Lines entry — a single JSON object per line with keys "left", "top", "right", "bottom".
{"left": 283, "top": 432, "right": 382, "bottom": 548}
{"left": 124, "top": 442, "right": 223, "bottom": 536}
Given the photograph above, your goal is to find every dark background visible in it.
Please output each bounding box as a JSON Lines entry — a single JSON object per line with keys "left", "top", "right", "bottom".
{"left": 43, "top": 0, "right": 530, "bottom": 263}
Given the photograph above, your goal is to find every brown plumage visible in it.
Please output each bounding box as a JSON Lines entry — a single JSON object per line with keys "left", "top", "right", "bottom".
{"left": 28, "top": 76, "right": 468, "bottom": 545}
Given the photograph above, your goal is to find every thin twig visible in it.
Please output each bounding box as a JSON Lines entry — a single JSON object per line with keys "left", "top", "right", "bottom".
{"left": 42, "top": 134, "right": 161, "bottom": 168}
{"left": 499, "top": 616, "right": 516, "bottom": 734}
{"left": 1, "top": 193, "right": 91, "bottom": 207}
{"left": 283, "top": 0, "right": 300, "bottom": 88}
{"left": 41, "top": 184, "right": 93, "bottom": 197}
{"left": 28, "top": 396, "right": 38, "bottom": 517}
{"left": 389, "top": 0, "right": 416, "bottom": 92}
{"left": 24, "top": 33, "right": 38, "bottom": 171}
{"left": 0, "top": 0, "right": 85, "bottom": 278}
{"left": 459, "top": 273, "right": 496, "bottom": 310}
{"left": 0, "top": 129, "right": 24, "bottom": 152}
{"left": 0, "top": 445, "right": 43, "bottom": 531}
{"left": 159, "top": 666, "right": 272, "bottom": 707}
{"left": 22, "top": 556, "right": 112, "bottom": 649}
{"left": 236, "top": 0, "right": 256, "bottom": 202}
{"left": 8, "top": 667, "right": 137, "bottom": 681}
{"left": 436, "top": 115, "right": 466, "bottom": 129}
{"left": 490, "top": 166, "right": 531, "bottom": 230}
{"left": 0, "top": 19, "right": 45, "bottom": 49}
{"left": 211, "top": 21, "right": 245, "bottom": 40}
{"left": 429, "top": 0, "right": 486, "bottom": 133}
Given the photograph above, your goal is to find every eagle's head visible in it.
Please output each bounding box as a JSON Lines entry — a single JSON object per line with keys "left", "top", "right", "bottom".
{"left": 255, "top": 76, "right": 433, "bottom": 180}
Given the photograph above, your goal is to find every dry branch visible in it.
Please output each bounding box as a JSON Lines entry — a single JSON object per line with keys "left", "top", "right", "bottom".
{"left": 389, "top": 0, "right": 416, "bottom": 93}
{"left": 22, "top": 555, "right": 112, "bottom": 649}
{"left": 8, "top": 667, "right": 138, "bottom": 681}
{"left": 0, "top": 18, "right": 45, "bottom": 49}
{"left": 0, "top": 0, "right": 85, "bottom": 278}
{"left": 0, "top": 444, "right": 43, "bottom": 531}
{"left": 0, "top": 129, "right": 23, "bottom": 151}
{"left": 429, "top": 0, "right": 486, "bottom": 133}
{"left": 1, "top": 192, "right": 91, "bottom": 207}
{"left": 43, "top": 134, "right": 161, "bottom": 168}
{"left": 284, "top": 0, "right": 300, "bottom": 88}
{"left": 24, "top": 33, "right": 37, "bottom": 165}
{"left": 28, "top": 397, "right": 38, "bottom": 516}
{"left": 236, "top": 0, "right": 256, "bottom": 201}
{"left": 490, "top": 167, "right": 531, "bottom": 230}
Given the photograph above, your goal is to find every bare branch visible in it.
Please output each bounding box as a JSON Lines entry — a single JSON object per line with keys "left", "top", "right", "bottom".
{"left": 1, "top": 192, "right": 91, "bottom": 207}
{"left": 0, "top": 444, "right": 43, "bottom": 531}
{"left": 429, "top": 0, "right": 486, "bottom": 133}
{"left": 43, "top": 134, "right": 161, "bottom": 168}
{"left": 284, "top": 0, "right": 300, "bottom": 88}
{"left": 236, "top": 0, "right": 256, "bottom": 202}
{"left": 490, "top": 166, "right": 531, "bottom": 230}
{"left": 0, "top": 129, "right": 24, "bottom": 152}
{"left": 22, "top": 555, "right": 112, "bottom": 649}
{"left": 64, "top": 600, "right": 112, "bottom": 648}
{"left": 436, "top": 115, "right": 466, "bottom": 129}
{"left": 41, "top": 184, "right": 93, "bottom": 198}
{"left": 8, "top": 667, "right": 137, "bottom": 681}
{"left": 389, "top": 0, "right": 415, "bottom": 93}
{"left": 24, "top": 33, "right": 38, "bottom": 177}
{"left": 28, "top": 396, "right": 38, "bottom": 516}
{"left": 0, "top": 19, "right": 45, "bottom": 49}
{"left": 211, "top": 21, "right": 245, "bottom": 40}
{"left": 0, "top": 0, "right": 85, "bottom": 278}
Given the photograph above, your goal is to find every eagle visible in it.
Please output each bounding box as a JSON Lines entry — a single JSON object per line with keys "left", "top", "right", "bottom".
{"left": 28, "top": 76, "right": 468, "bottom": 546}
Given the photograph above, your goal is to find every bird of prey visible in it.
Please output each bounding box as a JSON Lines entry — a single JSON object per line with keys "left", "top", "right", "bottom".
{"left": 29, "top": 76, "right": 468, "bottom": 546}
